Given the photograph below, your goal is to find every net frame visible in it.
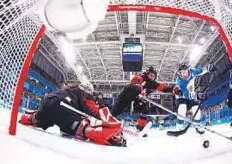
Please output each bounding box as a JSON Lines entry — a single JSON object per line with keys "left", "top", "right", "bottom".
{"left": 9, "top": 25, "right": 45, "bottom": 135}
{"left": 2, "top": 2, "right": 231, "bottom": 135}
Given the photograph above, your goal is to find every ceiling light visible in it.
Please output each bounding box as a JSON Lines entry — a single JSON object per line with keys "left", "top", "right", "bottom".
{"left": 199, "top": 38, "right": 206, "bottom": 44}
{"left": 76, "top": 65, "right": 83, "bottom": 73}
{"left": 189, "top": 45, "right": 203, "bottom": 64}
{"left": 59, "top": 37, "right": 76, "bottom": 66}
{"left": 210, "top": 25, "right": 216, "bottom": 32}
{"left": 177, "top": 36, "right": 182, "bottom": 43}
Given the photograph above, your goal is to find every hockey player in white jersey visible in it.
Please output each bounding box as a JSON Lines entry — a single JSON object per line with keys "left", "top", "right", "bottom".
{"left": 173, "top": 63, "right": 217, "bottom": 133}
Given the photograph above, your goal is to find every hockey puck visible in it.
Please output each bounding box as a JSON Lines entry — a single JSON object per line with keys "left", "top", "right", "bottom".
{"left": 142, "top": 134, "right": 148, "bottom": 138}
{"left": 203, "top": 140, "right": 210, "bottom": 148}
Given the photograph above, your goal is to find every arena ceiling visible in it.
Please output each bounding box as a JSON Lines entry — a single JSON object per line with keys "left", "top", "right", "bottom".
{"left": 39, "top": 2, "right": 223, "bottom": 93}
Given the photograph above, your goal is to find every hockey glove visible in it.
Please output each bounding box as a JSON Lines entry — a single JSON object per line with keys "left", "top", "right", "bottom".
{"left": 173, "top": 87, "right": 183, "bottom": 96}
{"left": 207, "top": 64, "right": 217, "bottom": 73}
{"left": 197, "top": 92, "right": 207, "bottom": 101}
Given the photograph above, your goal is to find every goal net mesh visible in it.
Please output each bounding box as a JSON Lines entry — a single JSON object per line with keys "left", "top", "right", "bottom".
{"left": 0, "top": 0, "right": 231, "bottom": 134}
{"left": 110, "top": 0, "right": 232, "bottom": 45}
{"left": 0, "top": 1, "right": 42, "bottom": 107}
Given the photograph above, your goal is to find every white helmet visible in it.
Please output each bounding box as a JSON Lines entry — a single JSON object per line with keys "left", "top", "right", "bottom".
{"left": 79, "top": 82, "right": 94, "bottom": 94}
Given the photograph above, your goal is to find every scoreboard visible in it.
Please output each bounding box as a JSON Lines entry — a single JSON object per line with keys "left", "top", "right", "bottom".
{"left": 122, "top": 42, "right": 143, "bottom": 72}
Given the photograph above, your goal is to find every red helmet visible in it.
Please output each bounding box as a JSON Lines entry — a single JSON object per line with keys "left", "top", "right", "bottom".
{"left": 131, "top": 75, "right": 143, "bottom": 84}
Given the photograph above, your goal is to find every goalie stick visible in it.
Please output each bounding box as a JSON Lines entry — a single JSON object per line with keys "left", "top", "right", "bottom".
{"left": 139, "top": 95, "right": 232, "bottom": 141}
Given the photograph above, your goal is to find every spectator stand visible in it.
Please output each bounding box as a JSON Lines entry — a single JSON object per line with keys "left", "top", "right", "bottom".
{"left": 20, "top": 69, "right": 58, "bottom": 112}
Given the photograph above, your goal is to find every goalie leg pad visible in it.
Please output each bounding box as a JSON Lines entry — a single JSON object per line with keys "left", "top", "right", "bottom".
{"left": 77, "top": 118, "right": 126, "bottom": 146}
{"left": 99, "top": 107, "right": 121, "bottom": 127}
{"left": 85, "top": 126, "right": 125, "bottom": 146}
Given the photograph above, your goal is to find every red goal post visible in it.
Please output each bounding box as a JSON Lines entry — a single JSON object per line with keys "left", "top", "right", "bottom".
{"left": 9, "top": 25, "right": 46, "bottom": 135}
{"left": 1, "top": 1, "right": 231, "bottom": 135}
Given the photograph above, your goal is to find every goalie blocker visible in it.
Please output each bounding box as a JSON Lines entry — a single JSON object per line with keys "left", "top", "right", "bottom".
{"left": 20, "top": 83, "right": 126, "bottom": 147}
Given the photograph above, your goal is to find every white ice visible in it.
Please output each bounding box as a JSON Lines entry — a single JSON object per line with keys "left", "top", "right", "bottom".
{"left": 1, "top": 107, "right": 232, "bottom": 164}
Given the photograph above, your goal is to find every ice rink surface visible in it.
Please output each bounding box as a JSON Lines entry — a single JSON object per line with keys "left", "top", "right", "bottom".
{"left": 1, "top": 107, "right": 232, "bottom": 164}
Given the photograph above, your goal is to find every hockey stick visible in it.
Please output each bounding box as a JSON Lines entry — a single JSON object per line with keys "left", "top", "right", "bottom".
{"left": 60, "top": 101, "right": 91, "bottom": 118}
{"left": 139, "top": 95, "right": 232, "bottom": 141}
{"left": 167, "top": 79, "right": 213, "bottom": 137}
{"left": 167, "top": 102, "right": 203, "bottom": 137}
{"left": 60, "top": 101, "right": 139, "bottom": 137}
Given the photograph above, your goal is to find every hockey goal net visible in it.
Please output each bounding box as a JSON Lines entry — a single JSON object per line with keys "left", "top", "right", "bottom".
{"left": 0, "top": 0, "right": 231, "bottom": 135}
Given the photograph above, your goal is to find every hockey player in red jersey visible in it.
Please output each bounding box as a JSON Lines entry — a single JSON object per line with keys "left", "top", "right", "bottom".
{"left": 112, "top": 66, "right": 174, "bottom": 131}
{"left": 19, "top": 82, "right": 126, "bottom": 147}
